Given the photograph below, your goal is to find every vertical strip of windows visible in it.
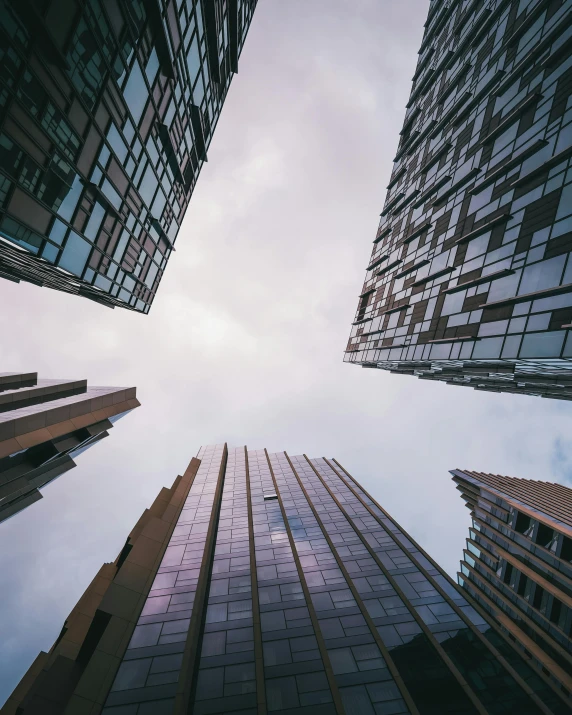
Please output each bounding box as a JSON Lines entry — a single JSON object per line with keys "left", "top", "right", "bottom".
{"left": 178, "top": 443, "right": 228, "bottom": 713}
{"left": 190, "top": 446, "right": 257, "bottom": 714}
{"left": 259, "top": 449, "right": 343, "bottom": 714}
{"left": 280, "top": 452, "right": 420, "bottom": 715}
{"left": 244, "top": 447, "right": 268, "bottom": 715}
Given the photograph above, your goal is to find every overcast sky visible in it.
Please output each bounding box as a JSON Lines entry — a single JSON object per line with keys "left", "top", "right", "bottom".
{"left": 1, "top": 0, "right": 572, "bottom": 703}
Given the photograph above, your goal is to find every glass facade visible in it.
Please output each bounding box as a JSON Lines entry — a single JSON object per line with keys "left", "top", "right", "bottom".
{"left": 345, "top": 0, "right": 572, "bottom": 400}
{"left": 0, "top": 0, "right": 258, "bottom": 312}
{"left": 0, "top": 371, "right": 139, "bottom": 523}
{"left": 10, "top": 444, "right": 567, "bottom": 714}
{"left": 453, "top": 468, "right": 572, "bottom": 704}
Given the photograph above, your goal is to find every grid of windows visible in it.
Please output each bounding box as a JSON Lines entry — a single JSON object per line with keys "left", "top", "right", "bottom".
{"left": 454, "top": 469, "right": 572, "bottom": 703}
{"left": 101, "top": 445, "right": 567, "bottom": 715}
{"left": 345, "top": 0, "right": 572, "bottom": 400}
{"left": 0, "top": 0, "right": 258, "bottom": 312}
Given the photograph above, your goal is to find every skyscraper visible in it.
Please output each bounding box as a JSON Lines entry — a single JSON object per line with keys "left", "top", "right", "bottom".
{"left": 5, "top": 445, "right": 569, "bottom": 714}
{"left": 0, "top": 371, "right": 139, "bottom": 523}
{"left": 0, "top": 0, "right": 258, "bottom": 312}
{"left": 453, "top": 468, "right": 572, "bottom": 702}
{"left": 345, "top": 0, "right": 572, "bottom": 400}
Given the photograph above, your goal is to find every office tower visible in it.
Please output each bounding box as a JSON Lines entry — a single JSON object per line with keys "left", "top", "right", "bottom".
{"left": 345, "top": 0, "right": 572, "bottom": 399}
{"left": 0, "top": 1, "right": 257, "bottom": 312}
{"left": 453, "top": 468, "right": 572, "bottom": 702}
{"left": 5, "top": 446, "right": 569, "bottom": 714}
{"left": 0, "top": 371, "right": 139, "bottom": 523}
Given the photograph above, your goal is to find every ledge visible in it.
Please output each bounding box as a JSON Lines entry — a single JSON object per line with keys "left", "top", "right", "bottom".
{"left": 379, "top": 304, "right": 410, "bottom": 317}
{"left": 412, "top": 266, "right": 455, "bottom": 287}
{"left": 427, "top": 336, "right": 480, "bottom": 344}
{"left": 394, "top": 260, "right": 430, "bottom": 280}
{"left": 455, "top": 212, "right": 512, "bottom": 244}
{"left": 470, "top": 140, "right": 549, "bottom": 194}
{"left": 366, "top": 254, "right": 389, "bottom": 271}
{"left": 376, "top": 259, "right": 403, "bottom": 277}
{"left": 480, "top": 283, "right": 572, "bottom": 309}
{"left": 479, "top": 92, "right": 543, "bottom": 146}
{"left": 373, "top": 227, "right": 392, "bottom": 244}
{"left": 403, "top": 220, "right": 432, "bottom": 244}
{"left": 445, "top": 268, "right": 515, "bottom": 294}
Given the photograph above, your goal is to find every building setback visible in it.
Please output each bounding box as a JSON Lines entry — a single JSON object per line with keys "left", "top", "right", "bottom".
{"left": 345, "top": 0, "right": 572, "bottom": 399}
{"left": 0, "top": 371, "right": 139, "bottom": 523}
{"left": 4, "top": 445, "right": 569, "bottom": 714}
{"left": 453, "top": 468, "right": 572, "bottom": 702}
{"left": 0, "top": 0, "right": 257, "bottom": 312}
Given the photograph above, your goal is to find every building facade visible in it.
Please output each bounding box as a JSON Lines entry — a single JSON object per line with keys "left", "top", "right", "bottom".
{"left": 4, "top": 444, "right": 569, "bottom": 714}
{"left": 453, "top": 468, "right": 572, "bottom": 702}
{"left": 0, "top": 0, "right": 257, "bottom": 312}
{"left": 345, "top": 0, "right": 572, "bottom": 400}
{"left": 0, "top": 371, "right": 139, "bottom": 523}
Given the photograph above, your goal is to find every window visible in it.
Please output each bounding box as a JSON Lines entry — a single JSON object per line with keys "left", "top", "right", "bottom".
{"left": 0, "top": 217, "right": 42, "bottom": 254}
{"left": 84, "top": 202, "right": 106, "bottom": 240}
{"left": 111, "top": 658, "right": 152, "bottom": 691}
{"left": 266, "top": 676, "right": 300, "bottom": 711}
{"left": 514, "top": 512, "right": 531, "bottom": 534}
{"left": 560, "top": 536, "right": 572, "bottom": 562}
{"left": 186, "top": 35, "right": 201, "bottom": 84}
{"left": 123, "top": 60, "right": 148, "bottom": 125}
{"left": 107, "top": 124, "right": 129, "bottom": 163}
{"left": 57, "top": 176, "right": 82, "bottom": 221}
{"left": 519, "top": 255, "right": 566, "bottom": 296}
{"left": 536, "top": 522, "right": 555, "bottom": 549}
{"left": 145, "top": 48, "right": 159, "bottom": 84}
{"left": 138, "top": 164, "right": 157, "bottom": 205}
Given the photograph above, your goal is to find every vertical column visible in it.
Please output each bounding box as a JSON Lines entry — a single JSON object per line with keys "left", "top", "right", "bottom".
{"left": 245, "top": 447, "right": 268, "bottom": 715}
{"left": 102, "top": 444, "right": 227, "bottom": 715}
{"left": 190, "top": 446, "right": 258, "bottom": 714}
{"left": 251, "top": 449, "right": 342, "bottom": 714}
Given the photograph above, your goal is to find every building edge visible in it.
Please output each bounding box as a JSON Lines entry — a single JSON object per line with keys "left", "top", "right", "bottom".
{"left": 0, "top": 456, "right": 201, "bottom": 715}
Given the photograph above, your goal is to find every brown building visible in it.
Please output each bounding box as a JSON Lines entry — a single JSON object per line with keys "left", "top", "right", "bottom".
{"left": 3, "top": 445, "right": 569, "bottom": 714}
{"left": 0, "top": 371, "right": 139, "bottom": 523}
{"left": 453, "top": 469, "right": 572, "bottom": 701}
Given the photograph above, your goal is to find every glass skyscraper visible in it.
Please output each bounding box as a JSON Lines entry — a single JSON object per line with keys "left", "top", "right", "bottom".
{"left": 453, "top": 468, "right": 572, "bottom": 703}
{"left": 5, "top": 445, "right": 569, "bottom": 714}
{"left": 345, "top": 0, "right": 572, "bottom": 400}
{"left": 0, "top": 0, "right": 257, "bottom": 312}
{"left": 0, "top": 371, "right": 139, "bottom": 523}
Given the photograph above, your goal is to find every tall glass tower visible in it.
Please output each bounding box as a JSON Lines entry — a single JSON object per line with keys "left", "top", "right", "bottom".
{"left": 0, "top": 0, "right": 258, "bottom": 312}
{"left": 345, "top": 0, "right": 572, "bottom": 400}
{"left": 4, "top": 445, "right": 569, "bottom": 714}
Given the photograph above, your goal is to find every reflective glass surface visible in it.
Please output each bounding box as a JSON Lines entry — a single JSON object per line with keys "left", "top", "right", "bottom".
{"left": 346, "top": 0, "right": 572, "bottom": 400}
{"left": 0, "top": 0, "right": 257, "bottom": 311}
{"left": 102, "top": 446, "right": 563, "bottom": 714}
